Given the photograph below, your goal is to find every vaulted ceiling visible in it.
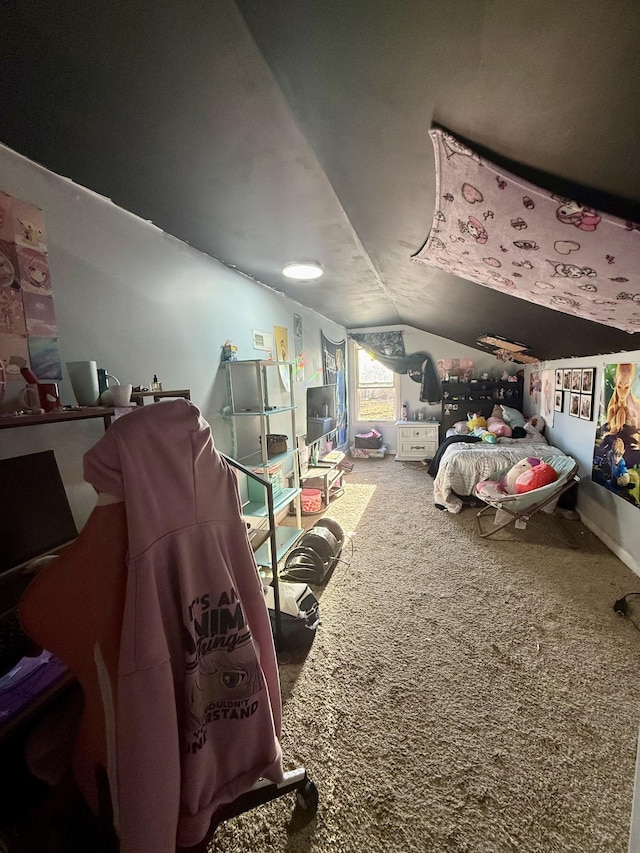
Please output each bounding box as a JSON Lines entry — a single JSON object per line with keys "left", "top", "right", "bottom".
{"left": 1, "top": 0, "right": 639, "bottom": 361}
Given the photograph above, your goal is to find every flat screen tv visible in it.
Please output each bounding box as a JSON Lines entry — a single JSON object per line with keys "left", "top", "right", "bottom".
{"left": 306, "top": 384, "right": 337, "bottom": 443}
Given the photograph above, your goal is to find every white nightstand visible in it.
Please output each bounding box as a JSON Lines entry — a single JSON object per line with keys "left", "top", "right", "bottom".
{"left": 395, "top": 420, "right": 439, "bottom": 461}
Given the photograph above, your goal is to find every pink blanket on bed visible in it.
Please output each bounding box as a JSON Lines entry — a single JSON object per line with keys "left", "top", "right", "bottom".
{"left": 413, "top": 128, "right": 640, "bottom": 333}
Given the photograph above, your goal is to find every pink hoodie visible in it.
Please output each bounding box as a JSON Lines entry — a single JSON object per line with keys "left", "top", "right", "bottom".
{"left": 79, "top": 399, "right": 283, "bottom": 850}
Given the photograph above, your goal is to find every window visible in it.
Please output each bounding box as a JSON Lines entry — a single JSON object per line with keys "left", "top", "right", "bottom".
{"left": 355, "top": 346, "right": 397, "bottom": 421}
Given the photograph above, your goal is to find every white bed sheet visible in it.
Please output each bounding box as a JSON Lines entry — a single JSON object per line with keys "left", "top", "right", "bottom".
{"left": 432, "top": 437, "right": 567, "bottom": 513}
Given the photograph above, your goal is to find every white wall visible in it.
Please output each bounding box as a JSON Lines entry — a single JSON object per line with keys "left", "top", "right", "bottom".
{"left": 348, "top": 325, "right": 520, "bottom": 454}
{"left": 0, "top": 144, "right": 345, "bottom": 528}
{"left": 524, "top": 352, "right": 640, "bottom": 576}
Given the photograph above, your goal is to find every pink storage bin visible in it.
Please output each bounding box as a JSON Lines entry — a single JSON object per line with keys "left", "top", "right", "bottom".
{"left": 301, "top": 488, "right": 322, "bottom": 514}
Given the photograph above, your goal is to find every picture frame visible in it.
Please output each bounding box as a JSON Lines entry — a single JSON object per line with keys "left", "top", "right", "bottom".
{"left": 581, "top": 367, "right": 595, "bottom": 395}
{"left": 571, "top": 368, "right": 582, "bottom": 392}
{"left": 569, "top": 392, "right": 580, "bottom": 417}
{"left": 579, "top": 393, "right": 593, "bottom": 421}
{"left": 555, "top": 369, "right": 563, "bottom": 391}
{"left": 563, "top": 369, "right": 572, "bottom": 391}
{"left": 554, "top": 390, "right": 563, "bottom": 412}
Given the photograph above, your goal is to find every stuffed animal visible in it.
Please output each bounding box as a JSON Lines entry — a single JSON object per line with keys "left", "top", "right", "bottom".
{"left": 467, "top": 413, "right": 497, "bottom": 443}
{"left": 487, "top": 416, "right": 512, "bottom": 437}
{"left": 502, "top": 457, "right": 536, "bottom": 494}
{"left": 475, "top": 479, "right": 506, "bottom": 500}
{"left": 514, "top": 461, "right": 557, "bottom": 493}
{"left": 523, "top": 414, "right": 546, "bottom": 437}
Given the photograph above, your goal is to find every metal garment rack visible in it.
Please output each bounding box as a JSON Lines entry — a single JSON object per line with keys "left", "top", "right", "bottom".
{"left": 174, "top": 453, "right": 317, "bottom": 850}
{"left": 221, "top": 452, "right": 284, "bottom": 648}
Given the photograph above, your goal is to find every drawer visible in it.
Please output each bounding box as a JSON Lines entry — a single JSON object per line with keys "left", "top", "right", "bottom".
{"left": 397, "top": 425, "right": 438, "bottom": 441}
{"left": 399, "top": 439, "right": 438, "bottom": 455}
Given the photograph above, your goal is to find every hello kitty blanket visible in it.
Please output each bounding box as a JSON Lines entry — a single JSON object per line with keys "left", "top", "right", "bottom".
{"left": 412, "top": 128, "right": 640, "bottom": 333}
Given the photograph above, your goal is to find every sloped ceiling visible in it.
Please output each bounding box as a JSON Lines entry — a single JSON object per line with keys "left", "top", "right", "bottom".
{"left": 1, "top": 0, "right": 639, "bottom": 360}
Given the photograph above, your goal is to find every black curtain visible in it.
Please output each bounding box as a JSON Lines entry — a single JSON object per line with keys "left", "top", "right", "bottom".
{"left": 349, "top": 333, "right": 442, "bottom": 403}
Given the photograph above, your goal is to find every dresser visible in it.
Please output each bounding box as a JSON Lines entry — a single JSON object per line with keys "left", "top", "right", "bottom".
{"left": 395, "top": 420, "right": 439, "bottom": 462}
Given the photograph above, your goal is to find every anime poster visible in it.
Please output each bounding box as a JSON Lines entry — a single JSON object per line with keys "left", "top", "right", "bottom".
{"left": 0, "top": 191, "right": 62, "bottom": 381}
{"left": 321, "top": 333, "right": 347, "bottom": 446}
{"left": 592, "top": 362, "right": 640, "bottom": 507}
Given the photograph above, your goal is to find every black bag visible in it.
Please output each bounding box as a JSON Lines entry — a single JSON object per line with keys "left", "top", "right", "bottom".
{"left": 354, "top": 428, "right": 383, "bottom": 449}
{"left": 265, "top": 582, "right": 320, "bottom": 649}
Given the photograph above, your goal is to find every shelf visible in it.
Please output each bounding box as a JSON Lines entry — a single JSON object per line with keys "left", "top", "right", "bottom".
{"left": 0, "top": 406, "right": 115, "bottom": 429}
{"left": 253, "top": 525, "right": 305, "bottom": 569}
{"left": 227, "top": 406, "right": 296, "bottom": 417}
{"left": 235, "top": 448, "right": 296, "bottom": 469}
{"left": 242, "top": 486, "right": 302, "bottom": 518}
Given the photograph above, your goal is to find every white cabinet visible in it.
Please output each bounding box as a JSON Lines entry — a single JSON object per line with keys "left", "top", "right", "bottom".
{"left": 395, "top": 420, "right": 439, "bottom": 462}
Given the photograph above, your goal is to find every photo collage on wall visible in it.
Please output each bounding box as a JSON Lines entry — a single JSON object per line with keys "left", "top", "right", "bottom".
{"left": 554, "top": 366, "right": 595, "bottom": 421}
{"left": 0, "top": 191, "right": 62, "bottom": 382}
{"left": 592, "top": 362, "right": 640, "bottom": 508}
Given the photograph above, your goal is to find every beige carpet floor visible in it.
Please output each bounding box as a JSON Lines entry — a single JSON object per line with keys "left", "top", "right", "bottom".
{"left": 208, "top": 455, "right": 640, "bottom": 853}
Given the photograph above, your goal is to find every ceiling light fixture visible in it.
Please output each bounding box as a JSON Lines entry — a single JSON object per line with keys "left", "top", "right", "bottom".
{"left": 282, "top": 261, "right": 324, "bottom": 281}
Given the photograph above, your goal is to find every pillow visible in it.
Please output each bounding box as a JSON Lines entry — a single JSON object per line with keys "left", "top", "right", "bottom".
{"left": 491, "top": 404, "right": 503, "bottom": 420}
{"left": 453, "top": 421, "right": 469, "bottom": 434}
{"left": 500, "top": 405, "right": 526, "bottom": 428}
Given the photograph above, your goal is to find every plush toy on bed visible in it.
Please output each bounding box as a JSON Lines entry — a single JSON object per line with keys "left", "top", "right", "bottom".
{"left": 467, "top": 413, "right": 497, "bottom": 443}
{"left": 523, "top": 414, "right": 546, "bottom": 438}
{"left": 486, "top": 415, "right": 512, "bottom": 437}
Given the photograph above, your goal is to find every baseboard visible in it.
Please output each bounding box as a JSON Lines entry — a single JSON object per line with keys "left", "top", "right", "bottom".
{"left": 580, "top": 513, "right": 640, "bottom": 578}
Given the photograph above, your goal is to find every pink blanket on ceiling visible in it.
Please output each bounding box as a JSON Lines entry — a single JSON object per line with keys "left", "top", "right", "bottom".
{"left": 412, "top": 128, "right": 640, "bottom": 333}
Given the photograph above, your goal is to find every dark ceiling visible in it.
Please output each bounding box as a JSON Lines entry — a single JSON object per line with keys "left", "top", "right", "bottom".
{"left": 1, "top": 0, "right": 640, "bottom": 361}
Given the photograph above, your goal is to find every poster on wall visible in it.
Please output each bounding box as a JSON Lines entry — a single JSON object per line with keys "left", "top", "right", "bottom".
{"left": 0, "top": 191, "right": 62, "bottom": 381}
{"left": 540, "top": 369, "right": 555, "bottom": 428}
{"left": 293, "top": 313, "right": 304, "bottom": 382}
{"left": 273, "top": 325, "right": 290, "bottom": 391}
{"left": 592, "top": 362, "right": 640, "bottom": 507}
{"left": 321, "top": 332, "right": 347, "bottom": 446}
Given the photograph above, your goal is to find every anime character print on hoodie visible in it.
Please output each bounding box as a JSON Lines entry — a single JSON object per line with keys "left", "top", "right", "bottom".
{"left": 22, "top": 399, "right": 283, "bottom": 853}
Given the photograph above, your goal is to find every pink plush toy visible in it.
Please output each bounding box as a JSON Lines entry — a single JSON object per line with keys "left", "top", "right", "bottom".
{"left": 487, "top": 416, "right": 512, "bottom": 437}
{"left": 475, "top": 479, "right": 506, "bottom": 501}
{"left": 502, "top": 457, "right": 537, "bottom": 494}
{"left": 514, "top": 461, "right": 557, "bottom": 493}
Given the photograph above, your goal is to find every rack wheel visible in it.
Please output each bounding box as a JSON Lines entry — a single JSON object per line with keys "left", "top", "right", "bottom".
{"left": 295, "top": 779, "right": 319, "bottom": 817}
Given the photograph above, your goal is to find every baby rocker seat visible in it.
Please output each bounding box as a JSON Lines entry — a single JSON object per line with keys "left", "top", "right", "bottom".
{"left": 473, "top": 455, "right": 580, "bottom": 547}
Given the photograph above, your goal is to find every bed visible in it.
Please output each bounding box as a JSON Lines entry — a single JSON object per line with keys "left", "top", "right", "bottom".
{"left": 431, "top": 434, "right": 569, "bottom": 513}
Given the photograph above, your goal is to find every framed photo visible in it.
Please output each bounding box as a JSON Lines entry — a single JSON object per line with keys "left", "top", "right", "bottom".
{"left": 554, "top": 390, "right": 563, "bottom": 412}
{"left": 555, "top": 369, "right": 563, "bottom": 391}
{"left": 581, "top": 367, "right": 595, "bottom": 395}
{"left": 563, "top": 369, "right": 572, "bottom": 391}
{"left": 571, "top": 368, "right": 582, "bottom": 392}
{"left": 579, "top": 394, "right": 593, "bottom": 421}
{"left": 569, "top": 392, "right": 580, "bottom": 417}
